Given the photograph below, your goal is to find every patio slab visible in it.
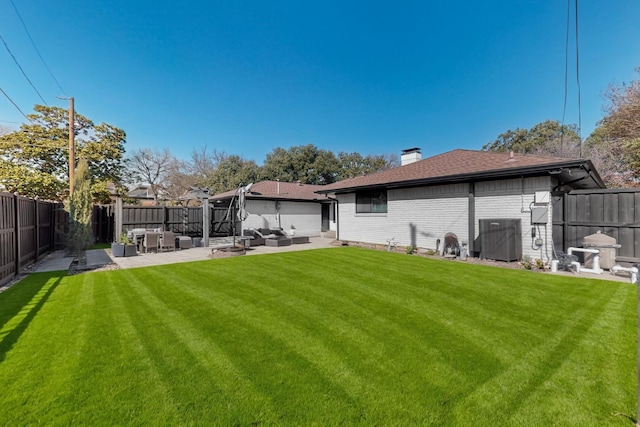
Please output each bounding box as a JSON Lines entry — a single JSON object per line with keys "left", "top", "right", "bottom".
{"left": 32, "top": 251, "right": 75, "bottom": 273}
{"left": 108, "top": 236, "right": 335, "bottom": 269}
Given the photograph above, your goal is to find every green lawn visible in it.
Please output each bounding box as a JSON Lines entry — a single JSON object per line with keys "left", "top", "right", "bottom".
{"left": 0, "top": 247, "right": 635, "bottom": 425}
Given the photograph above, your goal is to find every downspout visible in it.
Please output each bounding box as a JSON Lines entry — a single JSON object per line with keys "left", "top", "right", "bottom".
{"left": 468, "top": 182, "right": 475, "bottom": 255}
{"left": 323, "top": 195, "right": 339, "bottom": 240}
{"left": 335, "top": 197, "right": 339, "bottom": 240}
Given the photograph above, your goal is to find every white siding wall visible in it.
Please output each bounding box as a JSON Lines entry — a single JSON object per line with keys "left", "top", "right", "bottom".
{"left": 242, "top": 199, "right": 322, "bottom": 235}
{"left": 475, "top": 176, "right": 553, "bottom": 261}
{"left": 337, "top": 183, "right": 469, "bottom": 250}
{"left": 337, "top": 176, "right": 555, "bottom": 261}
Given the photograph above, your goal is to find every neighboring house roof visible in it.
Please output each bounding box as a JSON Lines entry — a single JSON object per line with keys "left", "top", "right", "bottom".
{"left": 179, "top": 186, "right": 210, "bottom": 200}
{"left": 127, "top": 185, "right": 155, "bottom": 200}
{"left": 317, "top": 149, "right": 605, "bottom": 194}
{"left": 210, "top": 180, "right": 331, "bottom": 202}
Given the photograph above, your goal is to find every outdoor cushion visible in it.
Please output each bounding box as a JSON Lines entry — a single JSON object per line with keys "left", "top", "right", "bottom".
{"left": 265, "top": 238, "right": 292, "bottom": 247}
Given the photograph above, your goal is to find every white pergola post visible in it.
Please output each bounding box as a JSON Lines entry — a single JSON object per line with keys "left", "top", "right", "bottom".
{"left": 114, "top": 196, "right": 123, "bottom": 242}
{"left": 202, "top": 197, "right": 210, "bottom": 247}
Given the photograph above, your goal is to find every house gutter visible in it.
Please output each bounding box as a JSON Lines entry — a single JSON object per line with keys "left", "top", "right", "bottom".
{"left": 316, "top": 160, "right": 604, "bottom": 194}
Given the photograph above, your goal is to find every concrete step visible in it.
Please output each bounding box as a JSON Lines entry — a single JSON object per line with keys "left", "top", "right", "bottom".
{"left": 321, "top": 230, "right": 336, "bottom": 239}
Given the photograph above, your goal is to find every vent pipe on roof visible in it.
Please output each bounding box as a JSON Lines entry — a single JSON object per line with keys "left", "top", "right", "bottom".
{"left": 401, "top": 147, "right": 422, "bottom": 165}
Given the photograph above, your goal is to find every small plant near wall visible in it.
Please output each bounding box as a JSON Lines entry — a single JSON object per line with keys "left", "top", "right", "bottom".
{"left": 535, "top": 258, "right": 545, "bottom": 270}
{"left": 520, "top": 255, "right": 533, "bottom": 270}
{"left": 406, "top": 245, "right": 416, "bottom": 255}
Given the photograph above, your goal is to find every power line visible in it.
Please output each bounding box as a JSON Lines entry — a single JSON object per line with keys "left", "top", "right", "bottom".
{"left": 0, "top": 34, "right": 48, "bottom": 105}
{"left": 575, "top": 0, "right": 582, "bottom": 156}
{"left": 0, "top": 86, "right": 31, "bottom": 122}
{"left": 560, "top": 0, "right": 571, "bottom": 157}
{"left": 559, "top": 0, "right": 582, "bottom": 158}
{"left": 9, "top": 0, "right": 67, "bottom": 97}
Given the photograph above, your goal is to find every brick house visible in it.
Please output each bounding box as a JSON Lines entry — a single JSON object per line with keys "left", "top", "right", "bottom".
{"left": 317, "top": 149, "right": 605, "bottom": 262}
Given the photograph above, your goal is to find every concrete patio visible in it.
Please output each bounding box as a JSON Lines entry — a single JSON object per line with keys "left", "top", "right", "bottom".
{"left": 31, "top": 236, "right": 336, "bottom": 273}
{"left": 24, "top": 236, "right": 636, "bottom": 285}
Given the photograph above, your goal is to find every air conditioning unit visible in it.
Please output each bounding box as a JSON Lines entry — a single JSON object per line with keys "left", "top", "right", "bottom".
{"left": 479, "top": 219, "right": 522, "bottom": 262}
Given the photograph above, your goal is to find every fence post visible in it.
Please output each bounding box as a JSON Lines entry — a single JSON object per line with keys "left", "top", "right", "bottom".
{"left": 562, "top": 192, "right": 569, "bottom": 253}
{"left": 13, "top": 193, "right": 20, "bottom": 276}
{"left": 34, "top": 199, "right": 40, "bottom": 262}
{"left": 163, "top": 206, "right": 168, "bottom": 232}
{"left": 51, "top": 202, "right": 56, "bottom": 252}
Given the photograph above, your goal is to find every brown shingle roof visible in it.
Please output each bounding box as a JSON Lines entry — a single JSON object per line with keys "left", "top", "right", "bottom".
{"left": 210, "top": 180, "right": 329, "bottom": 201}
{"left": 318, "top": 149, "right": 602, "bottom": 193}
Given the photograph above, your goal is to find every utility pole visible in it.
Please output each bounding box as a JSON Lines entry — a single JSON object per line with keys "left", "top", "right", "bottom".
{"left": 68, "top": 97, "right": 75, "bottom": 195}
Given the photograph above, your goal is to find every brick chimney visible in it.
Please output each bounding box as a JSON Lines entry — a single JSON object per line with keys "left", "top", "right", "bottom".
{"left": 401, "top": 147, "right": 422, "bottom": 166}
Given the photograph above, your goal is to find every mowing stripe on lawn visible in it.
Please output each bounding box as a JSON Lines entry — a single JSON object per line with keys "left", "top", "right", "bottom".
{"left": 0, "top": 247, "right": 634, "bottom": 425}
{"left": 118, "top": 270, "right": 284, "bottom": 424}
{"left": 124, "top": 265, "right": 384, "bottom": 423}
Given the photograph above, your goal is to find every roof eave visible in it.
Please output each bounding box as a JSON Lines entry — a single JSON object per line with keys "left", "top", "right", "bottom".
{"left": 316, "top": 160, "right": 604, "bottom": 194}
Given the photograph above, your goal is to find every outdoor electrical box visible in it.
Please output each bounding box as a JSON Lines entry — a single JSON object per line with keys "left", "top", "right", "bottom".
{"left": 534, "top": 191, "right": 550, "bottom": 204}
{"left": 531, "top": 206, "right": 548, "bottom": 224}
{"left": 479, "top": 219, "right": 522, "bottom": 262}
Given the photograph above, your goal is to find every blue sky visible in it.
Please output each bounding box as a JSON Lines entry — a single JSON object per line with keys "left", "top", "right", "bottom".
{"left": 1, "top": 1, "right": 638, "bottom": 165}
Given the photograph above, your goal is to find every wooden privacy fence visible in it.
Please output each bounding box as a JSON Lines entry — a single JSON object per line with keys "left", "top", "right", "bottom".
{"left": 0, "top": 192, "right": 67, "bottom": 287}
{"left": 110, "top": 205, "right": 236, "bottom": 240}
{"left": 553, "top": 188, "right": 640, "bottom": 264}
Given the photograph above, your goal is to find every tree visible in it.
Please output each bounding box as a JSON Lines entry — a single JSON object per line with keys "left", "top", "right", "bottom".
{"left": 127, "top": 148, "right": 174, "bottom": 205}
{"left": 261, "top": 144, "right": 340, "bottom": 185}
{"left": 594, "top": 67, "right": 640, "bottom": 183}
{"left": 0, "top": 105, "right": 127, "bottom": 201}
{"left": 599, "top": 68, "right": 640, "bottom": 140}
{"left": 482, "top": 120, "right": 581, "bottom": 155}
{"left": 189, "top": 146, "right": 227, "bottom": 188}
{"left": 162, "top": 157, "right": 194, "bottom": 204}
{"left": 336, "top": 151, "right": 396, "bottom": 180}
{"left": 66, "top": 159, "right": 94, "bottom": 253}
{"left": 203, "top": 154, "right": 261, "bottom": 194}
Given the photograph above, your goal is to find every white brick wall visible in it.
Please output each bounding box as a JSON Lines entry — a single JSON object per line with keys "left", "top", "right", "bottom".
{"left": 242, "top": 199, "right": 322, "bottom": 235}
{"left": 475, "top": 176, "right": 553, "bottom": 262}
{"left": 336, "top": 176, "right": 555, "bottom": 262}
{"left": 338, "top": 184, "right": 468, "bottom": 250}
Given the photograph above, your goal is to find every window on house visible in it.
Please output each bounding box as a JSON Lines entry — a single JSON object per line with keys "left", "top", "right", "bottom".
{"left": 356, "top": 190, "right": 387, "bottom": 213}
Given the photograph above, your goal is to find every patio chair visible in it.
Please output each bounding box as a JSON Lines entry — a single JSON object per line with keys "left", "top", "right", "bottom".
{"left": 259, "top": 227, "right": 291, "bottom": 246}
{"left": 243, "top": 229, "right": 265, "bottom": 246}
{"left": 160, "top": 231, "right": 176, "bottom": 252}
{"left": 143, "top": 232, "right": 160, "bottom": 254}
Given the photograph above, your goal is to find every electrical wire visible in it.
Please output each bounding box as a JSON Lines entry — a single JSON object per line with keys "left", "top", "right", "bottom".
{"left": 575, "top": 0, "right": 582, "bottom": 157}
{"left": 0, "top": 86, "right": 32, "bottom": 122}
{"left": 0, "top": 34, "right": 48, "bottom": 105}
{"left": 560, "top": 0, "right": 582, "bottom": 158}
{"left": 560, "top": 0, "right": 570, "bottom": 157}
{"left": 9, "top": 0, "right": 67, "bottom": 97}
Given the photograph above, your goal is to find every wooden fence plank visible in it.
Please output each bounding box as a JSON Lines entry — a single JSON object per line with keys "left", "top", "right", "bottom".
{"left": 555, "top": 189, "right": 640, "bottom": 264}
